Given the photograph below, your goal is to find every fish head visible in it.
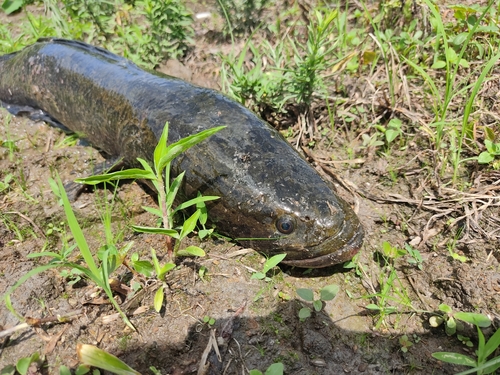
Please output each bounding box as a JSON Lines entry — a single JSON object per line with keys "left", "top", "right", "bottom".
{"left": 219, "top": 133, "right": 365, "bottom": 268}
{"left": 265, "top": 195, "right": 364, "bottom": 268}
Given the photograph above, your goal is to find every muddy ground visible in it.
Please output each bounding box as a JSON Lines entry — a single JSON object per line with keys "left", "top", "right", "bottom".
{"left": 1, "top": 1, "right": 500, "bottom": 374}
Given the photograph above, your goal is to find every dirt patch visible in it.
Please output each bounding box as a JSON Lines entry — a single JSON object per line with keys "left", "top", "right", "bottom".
{"left": 1, "top": 1, "right": 500, "bottom": 375}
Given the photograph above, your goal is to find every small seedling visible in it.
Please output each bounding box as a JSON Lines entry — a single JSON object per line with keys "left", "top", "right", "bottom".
{"left": 249, "top": 362, "right": 284, "bottom": 375}
{"left": 399, "top": 335, "right": 413, "bottom": 353}
{"left": 129, "top": 248, "right": 176, "bottom": 313}
{"left": 404, "top": 244, "right": 423, "bottom": 270}
{"left": 251, "top": 253, "right": 287, "bottom": 281}
{"left": 296, "top": 284, "right": 339, "bottom": 320}
{"left": 478, "top": 139, "right": 500, "bottom": 169}
{"left": 0, "top": 352, "right": 42, "bottom": 375}
{"left": 374, "top": 117, "right": 403, "bottom": 145}
{"left": 0, "top": 173, "right": 13, "bottom": 194}
{"left": 429, "top": 304, "right": 491, "bottom": 336}
{"left": 203, "top": 315, "right": 216, "bottom": 327}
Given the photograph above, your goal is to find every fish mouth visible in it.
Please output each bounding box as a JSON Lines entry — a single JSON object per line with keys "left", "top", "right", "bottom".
{"left": 281, "top": 219, "right": 364, "bottom": 268}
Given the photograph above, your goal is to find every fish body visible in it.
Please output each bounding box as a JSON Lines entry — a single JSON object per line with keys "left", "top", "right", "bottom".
{"left": 0, "top": 38, "right": 363, "bottom": 267}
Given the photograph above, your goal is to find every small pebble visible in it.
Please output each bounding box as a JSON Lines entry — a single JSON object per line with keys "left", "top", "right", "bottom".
{"left": 358, "top": 363, "right": 368, "bottom": 372}
{"left": 310, "top": 358, "right": 326, "bottom": 367}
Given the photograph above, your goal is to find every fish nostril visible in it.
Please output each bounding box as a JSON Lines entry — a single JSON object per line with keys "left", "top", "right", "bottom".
{"left": 304, "top": 216, "right": 311, "bottom": 221}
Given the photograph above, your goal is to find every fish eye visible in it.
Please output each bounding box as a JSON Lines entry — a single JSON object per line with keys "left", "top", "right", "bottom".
{"left": 276, "top": 216, "right": 295, "bottom": 234}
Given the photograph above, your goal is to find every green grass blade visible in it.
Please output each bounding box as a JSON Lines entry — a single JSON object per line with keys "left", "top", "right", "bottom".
{"left": 432, "top": 352, "right": 476, "bottom": 367}
{"left": 460, "top": 49, "right": 500, "bottom": 142}
{"left": 75, "top": 169, "right": 155, "bottom": 185}
{"left": 55, "top": 177, "right": 100, "bottom": 277}
{"left": 484, "top": 327, "right": 500, "bottom": 358}
{"left": 455, "top": 355, "right": 500, "bottom": 375}
{"left": 401, "top": 56, "right": 441, "bottom": 113}
{"left": 1, "top": 264, "right": 59, "bottom": 302}
{"left": 131, "top": 225, "right": 180, "bottom": 238}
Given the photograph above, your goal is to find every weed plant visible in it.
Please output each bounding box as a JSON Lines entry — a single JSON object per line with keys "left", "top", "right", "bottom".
{"left": 76, "top": 122, "right": 224, "bottom": 259}
{"left": 216, "top": 0, "right": 270, "bottom": 36}
{"left": 0, "top": 0, "right": 195, "bottom": 69}
{"left": 1, "top": 122, "right": 223, "bottom": 330}
{"left": 2, "top": 176, "right": 136, "bottom": 330}
{"left": 296, "top": 284, "right": 339, "bottom": 320}
{"left": 431, "top": 310, "right": 500, "bottom": 375}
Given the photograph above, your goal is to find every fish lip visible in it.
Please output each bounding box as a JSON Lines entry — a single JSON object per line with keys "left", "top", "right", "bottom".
{"left": 281, "top": 220, "right": 364, "bottom": 268}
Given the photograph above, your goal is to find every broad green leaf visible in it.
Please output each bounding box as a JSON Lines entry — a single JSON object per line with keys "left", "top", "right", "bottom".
{"left": 459, "top": 59, "right": 470, "bottom": 68}
{"left": 439, "top": 304, "right": 452, "bottom": 313}
{"left": 74, "top": 365, "right": 90, "bottom": 375}
{"left": 2, "top": 0, "right": 24, "bottom": 14}
{"left": 296, "top": 288, "right": 314, "bottom": 301}
{"left": 251, "top": 272, "right": 265, "bottom": 280}
{"left": 485, "top": 140, "right": 500, "bottom": 155}
{"left": 198, "top": 228, "right": 213, "bottom": 239}
{"left": 16, "top": 353, "right": 39, "bottom": 375}
{"left": 313, "top": 300, "right": 323, "bottom": 312}
{"left": 385, "top": 129, "right": 398, "bottom": 144}
{"left": 1, "top": 364, "right": 15, "bottom": 375}
{"left": 158, "top": 262, "right": 176, "bottom": 280}
{"left": 262, "top": 254, "right": 287, "bottom": 273}
{"left": 179, "top": 210, "right": 200, "bottom": 240}
{"left": 249, "top": 371, "right": 263, "bottom": 375}
{"left": 196, "top": 192, "right": 209, "bottom": 225}
{"left": 173, "top": 195, "right": 220, "bottom": 214}
{"left": 431, "top": 60, "right": 446, "bottom": 69}
{"left": 157, "top": 126, "right": 225, "bottom": 172}
{"left": 431, "top": 352, "right": 476, "bottom": 367}
{"left": 154, "top": 286, "right": 165, "bottom": 312}
{"left": 265, "top": 363, "right": 284, "bottom": 375}
{"left": 298, "top": 307, "right": 311, "bottom": 319}
{"left": 76, "top": 169, "right": 155, "bottom": 185}
{"left": 142, "top": 206, "right": 163, "bottom": 218}
{"left": 59, "top": 366, "right": 72, "bottom": 375}
{"left": 455, "top": 312, "right": 491, "bottom": 328}
{"left": 77, "top": 343, "right": 140, "bottom": 375}
{"left": 151, "top": 247, "right": 161, "bottom": 276}
{"left": 131, "top": 225, "right": 179, "bottom": 238}
{"left": 366, "top": 304, "right": 381, "bottom": 310}
{"left": 154, "top": 122, "right": 169, "bottom": 172}
{"left": 166, "top": 172, "right": 185, "bottom": 209}
{"left": 445, "top": 46, "right": 458, "bottom": 63}
{"left": 176, "top": 246, "right": 205, "bottom": 257}
{"left": 452, "top": 32, "right": 468, "bottom": 46}
{"left": 320, "top": 285, "right": 339, "bottom": 301}
{"left": 131, "top": 260, "right": 153, "bottom": 277}
{"left": 137, "top": 157, "right": 154, "bottom": 174}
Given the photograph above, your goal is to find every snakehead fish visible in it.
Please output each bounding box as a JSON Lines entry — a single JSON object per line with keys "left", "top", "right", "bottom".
{"left": 0, "top": 38, "right": 364, "bottom": 268}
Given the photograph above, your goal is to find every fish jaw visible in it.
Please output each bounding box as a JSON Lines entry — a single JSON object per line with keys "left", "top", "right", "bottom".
{"left": 280, "top": 218, "right": 364, "bottom": 268}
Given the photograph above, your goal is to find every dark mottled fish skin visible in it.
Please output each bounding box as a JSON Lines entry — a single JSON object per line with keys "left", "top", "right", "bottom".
{"left": 0, "top": 38, "right": 364, "bottom": 268}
